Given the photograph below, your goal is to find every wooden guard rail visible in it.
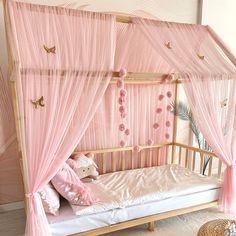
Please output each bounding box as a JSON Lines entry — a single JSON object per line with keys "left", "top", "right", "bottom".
{"left": 73, "top": 142, "right": 224, "bottom": 178}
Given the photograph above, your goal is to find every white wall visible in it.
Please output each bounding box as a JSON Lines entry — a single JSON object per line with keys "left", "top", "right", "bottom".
{"left": 202, "top": 0, "right": 236, "bottom": 55}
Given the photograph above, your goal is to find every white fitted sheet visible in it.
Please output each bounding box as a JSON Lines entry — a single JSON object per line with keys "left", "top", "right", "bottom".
{"left": 48, "top": 164, "right": 222, "bottom": 236}
{"left": 70, "top": 164, "right": 221, "bottom": 216}
{"left": 49, "top": 188, "right": 220, "bottom": 236}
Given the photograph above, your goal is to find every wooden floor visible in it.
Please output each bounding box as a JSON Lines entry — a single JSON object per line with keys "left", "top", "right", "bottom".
{"left": 0, "top": 209, "right": 25, "bottom": 236}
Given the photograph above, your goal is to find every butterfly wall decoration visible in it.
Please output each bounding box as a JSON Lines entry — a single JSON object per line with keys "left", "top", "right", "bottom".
{"left": 165, "top": 42, "right": 172, "bottom": 49}
{"left": 220, "top": 98, "right": 228, "bottom": 108}
{"left": 197, "top": 53, "right": 205, "bottom": 60}
{"left": 31, "top": 96, "right": 45, "bottom": 109}
{"left": 43, "top": 45, "right": 56, "bottom": 54}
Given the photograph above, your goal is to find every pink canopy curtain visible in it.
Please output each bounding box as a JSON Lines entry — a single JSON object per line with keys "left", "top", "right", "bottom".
{"left": 6, "top": 1, "right": 116, "bottom": 235}
{"left": 77, "top": 22, "right": 175, "bottom": 169}
{"left": 134, "top": 18, "right": 236, "bottom": 212}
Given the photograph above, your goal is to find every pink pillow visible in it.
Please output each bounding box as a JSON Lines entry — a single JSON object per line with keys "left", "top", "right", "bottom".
{"left": 51, "top": 163, "right": 97, "bottom": 206}
{"left": 39, "top": 183, "right": 60, "bottom": 216}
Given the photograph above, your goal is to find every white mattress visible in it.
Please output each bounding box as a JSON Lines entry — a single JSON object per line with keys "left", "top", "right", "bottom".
{"left": 48, "top": 164, "right": 222, "bottom": 236}
{"left": 71, "top": 164, "right": 221, "bottom": 216}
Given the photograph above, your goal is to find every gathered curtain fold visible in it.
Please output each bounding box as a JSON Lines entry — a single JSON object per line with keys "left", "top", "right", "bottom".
{"left": 134, "top": 18, "right": 236, "bottom": 212}
{"left": 6, "top": 1, "right": 116, "bottom": 235}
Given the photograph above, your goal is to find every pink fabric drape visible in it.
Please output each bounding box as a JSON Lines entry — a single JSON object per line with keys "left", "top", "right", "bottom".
{"left": 6, "top": 1, "right": 116, "bottom": 235}
{"left": 77, "top": 22, "right": 175, "bottom": 169}
{"left": 134, "top": 18, "right": 236, "bottom": 212}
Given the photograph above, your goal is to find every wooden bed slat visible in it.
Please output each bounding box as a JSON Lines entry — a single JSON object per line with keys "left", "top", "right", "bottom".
{"left": 208, "top": 156, "right": 213, "bottom": 176}
{"left": 131, "top": 150, "right": 135, "bottom": 169}
{"left": 121, "top": 151, "right": 125, "bottom": 171}
{"left": 218, "top": 159, "right": 222, "bottom": 178}
{"left": 102, "top": 153, "right": 106, "bottom": 174}
{"left": 178, "top": 147, "right": 182, "bottom": 165}
{"left": 192, "top": 151, "right": 196, "bottom": 171}
{"left": 171, "top": 144, "right": 175, "bottom": 164}
{"left": 111, "top": 152, "right": 116, "bottom": 172}
{"left": 148, "top": 149, "right": 152, "bottom": 167}
{"left": 200, "top": 153, "right": 204, "bottom": 174}
{"left": 157, "top": 147, "right": 161, "bottom": 166}
{"left": 185, "top": 148, "right": 189, "bottom": 168}
{"left": 165, "top": 146, "right": 169, "bottom": 165}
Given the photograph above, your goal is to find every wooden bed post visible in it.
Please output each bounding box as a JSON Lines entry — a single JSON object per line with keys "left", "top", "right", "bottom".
{"left": 148, "top": 221, "right": 156, "bottom": 231}
{"left": 171, "top": 76, "right": 180, "bottom": 163}
{"left": 3, "top": 0, "right": 27, "bottom": 210}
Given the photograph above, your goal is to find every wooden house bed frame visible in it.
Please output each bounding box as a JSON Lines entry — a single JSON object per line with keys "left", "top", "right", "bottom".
{"left": 71, "top": 142, "right": 223, "bottom": 236}
{"left": 4, "top": 6, "right": 225, "bottom": 235}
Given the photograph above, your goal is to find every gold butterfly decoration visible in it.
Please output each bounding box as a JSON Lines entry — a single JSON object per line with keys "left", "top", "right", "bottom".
{"left": 165, "top": 42, "right": 172, "bottom": 49}
{"left": 31, "top": 96, "right": 45, "bottom": 109}
{"left": 220, "top": 98, "right": 228, "bottom": 108}
{"left": 197, "top": 53, "right": 205, "bottom": 60}
{"left": 43, "top": 45, "right": 56, "bottom": 54}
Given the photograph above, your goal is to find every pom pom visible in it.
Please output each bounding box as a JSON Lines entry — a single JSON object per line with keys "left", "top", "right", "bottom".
{"left": 158, "top": 94, "right": 164, "bottom": 101}
{"left": 119, "top": 105, "right": 126, "bottom": 114}
{"left": 167, "top": 105, "right": 172, "bottom": 111}
{"left": 160, "top": 77, "right": 166, "bottom": 84}
{"left": 118, "top": 97, "right": 125, "bottom": 105}
{"left": 147, "top": 139, "right": 154, "bottom": 145}
{"left": 167, "top": 91, "right": 172, "bottom": 98}
{"left": 165, "top": 133, "right": 170, "bottom": 139}
{"left": 153, "top": 123, "right": 160, "bottom": 129}
{"left": 167, "top": 74, "right": 175, "bottom": 81}
{"left": 125, "top": 129, "right": 130, "bottom": 135}
{"left": 119, "top": 123, "right": 125, "bottom": 131}
{"left": 156, "top": 108, "right": 162, "bottom": 114}
{"left": 120, "top": 140, "right": 126, "bottom": 147}
{"left": 134, "top": 145, "right": 140, "bottom": 152}
{"left": 119, "top": 68, "right": 127, "bottom": 78}
{"left": 121, "top": 112, "right": 127, "bottom": 118}
{"left": 166, "top": 121, "right": 171, "bottom": 127}
{"left": 120, "top": 89, "right": 127, "bottom": 97}
{"left": 117, "top": 79, "right": 124, "bottom": 88}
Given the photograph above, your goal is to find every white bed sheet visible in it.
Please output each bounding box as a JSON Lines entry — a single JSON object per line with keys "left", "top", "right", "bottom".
{"left": 48, "top": 188, "right": 220, "bottom": 236}
{"left": 70, "top": 164, "right": 221, "bottom": 216}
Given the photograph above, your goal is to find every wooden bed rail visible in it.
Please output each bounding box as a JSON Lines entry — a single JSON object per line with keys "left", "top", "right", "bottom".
{"left": 173, "top": 143, "right": 223, "bottom": 178}
{"left": 71, "top": 143, "right": 222, "bottom": 236}
{"left": 73, "top": 142, "right": 224, "bottom": 178}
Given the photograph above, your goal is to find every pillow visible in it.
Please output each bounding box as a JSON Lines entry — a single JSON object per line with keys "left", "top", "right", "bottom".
{"left": 39, "top": 182, "right": 60, "bottom": 216}
{"left": 51, "top": 163, "right": 98, "bottom": 206}
{"left": 67, "top": 153, "right": 99, "bottom": 182}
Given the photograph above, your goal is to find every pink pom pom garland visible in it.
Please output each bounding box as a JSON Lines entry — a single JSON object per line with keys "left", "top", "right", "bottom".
{"left": 119, "top": 68, "right": 127, "bottom": 78}
{"left": 117, "top": 78, "right": 124, "bottom": 89}
{"left": 158, "top": 94, "right": 164, "bottom": 101}
{"left": 167, "top": 105, "right": 172, "bottom": 111}
{"left": 119, "top": 123, "right": 125, "bottom": 131}
{"left": 156, "top": 108, "right": 162, "bottom": 114}
{"left": 118, "top": 97, "right": 125, "bottom": 105}
{"left": 153, "top": 123, "right": 160, "bottom": 129}
{"left": 120, "top": 89, "right": 127, "bottom": 97}
{"left": 120, "top": 140, "right": 126, "bottom": 147}
{"left": 118, "top": 68, "right": 130, "bottom": 147}
{"left": 166, "top": 121, "right": 171, "bottom": 127}
{"left": 147, "top": 139, "right": 154, "bottom": 146}
{"left": 167, "top": 91, "right": 172, "bottom": 98}
{"left": 125, "top": 129, "right": 130, "bottom": 135}
{"left": 165, "top": 133, "right": 170, "bottom": 139}
{"left": 134, "top": 145, "right": 140, "bottom": 152}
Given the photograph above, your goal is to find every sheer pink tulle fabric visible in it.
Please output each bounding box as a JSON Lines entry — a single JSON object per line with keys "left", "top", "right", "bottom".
{"left": 6, "top": 1, "right": 116, "bottom": 235}
{"left": 135, "top": 18, "right": 236, "bottom": 212}
{"left": 77, "top": 22, "right": 175, "bottom": 168}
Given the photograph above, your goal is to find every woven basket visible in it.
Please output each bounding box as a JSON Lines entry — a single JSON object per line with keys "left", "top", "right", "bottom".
{"left": 198, "top": 219, "right": 236, "bottom": 236}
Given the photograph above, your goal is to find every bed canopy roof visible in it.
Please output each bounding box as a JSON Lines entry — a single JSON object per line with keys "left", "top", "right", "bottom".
{"left": 4, "top": 0, "right": 236, "bottom": 235}
{"left": 5, "top": 0, "right": 236, "bottom": 78}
